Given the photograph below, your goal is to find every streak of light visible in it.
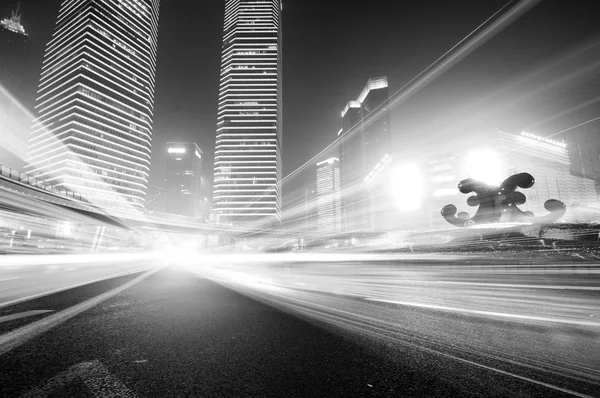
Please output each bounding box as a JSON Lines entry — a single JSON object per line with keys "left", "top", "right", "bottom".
{"left": 365, "top": 297, "right": 600, "bottom": 327}
{"left": 184, "top": 255, "right": 600, "bottom": 395}
{"left": 0, "top": 266, "right": 164, "bottom": 356}
{"left": 228, "top": 0, "right": 543, "bottom": 232}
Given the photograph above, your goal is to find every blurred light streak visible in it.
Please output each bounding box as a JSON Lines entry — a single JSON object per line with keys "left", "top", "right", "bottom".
{"left": 229, "top": 0, "right": 543, "bottom": 231}
{"left": 0, "top": 266, "right": 164, "bottom": 356}
{"left": 183, "top": 253, "right": 600, "bottom": 395}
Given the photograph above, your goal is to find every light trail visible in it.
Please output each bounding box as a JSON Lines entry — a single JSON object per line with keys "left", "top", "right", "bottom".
{"left": 174, "top": 251, "right": 600, "bottom": 395}
{"left": 221, "top": 0, "right": 543, "bottom": 232}
{"left": 0, "top": 265, "right": 164, "bottom": 356}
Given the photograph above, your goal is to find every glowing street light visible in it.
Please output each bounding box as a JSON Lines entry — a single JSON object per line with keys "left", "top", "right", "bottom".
{"left": 390, "top": 163, "right": 423, "bottom": 212}
{"left": 464, "top": 148, "right": 503, "bottom": 186}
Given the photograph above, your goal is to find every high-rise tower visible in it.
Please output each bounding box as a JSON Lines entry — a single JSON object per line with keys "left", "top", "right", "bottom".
{"left": 339, "top": 77, "right": 391, "bottom": 231}
{"left": 24, "top": 0, "right": 160, "bottom": 210}
{"left": 164, "top": 142, "right": 203, "bottom": 218}
{"left": 316, "top": 157, "right": 341, "bottom": 233}
{"left": 213, "top": 0, "right": 283, "bottom": 225}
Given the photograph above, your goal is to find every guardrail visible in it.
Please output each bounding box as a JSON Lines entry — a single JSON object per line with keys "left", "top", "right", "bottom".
{"left": 1, "top": 163, "right": 87, "bottom": 202}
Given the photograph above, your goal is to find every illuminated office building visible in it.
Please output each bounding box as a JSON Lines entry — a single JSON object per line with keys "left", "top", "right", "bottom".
{"left": 24, "top": 0, "right": 160, "bottom": 210}
{"left": 316, "top": 158, "right": 341, "bottom": 233}
{"left": 339, "top": 77, "right": 391, "bottom": 231}
{"left": 213, "top": 0, "right": 283, "bottom": 225}
{"left": 164, "top": 143, "right": 203, "bottom": 218}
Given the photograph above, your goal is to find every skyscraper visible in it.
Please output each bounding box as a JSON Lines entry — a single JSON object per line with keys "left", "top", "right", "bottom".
{"left": 164, "top": 142, "right": 203, "bottom": 218}
{"left": 24, "top": 0, "right": 160, "bottom": 210}
{"left": 316, "top": 157, "right": 341, "bottom": 233}
{"left": 339, "top": 77, "right": 391, "bottom": 231}
{"left": 213, "top": 0, "right": 283, "bottom": 225}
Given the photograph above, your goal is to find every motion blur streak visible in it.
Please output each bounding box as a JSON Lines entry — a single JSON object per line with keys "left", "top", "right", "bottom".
{"left": 233, "top": 0, "right": 543, "bottom": 232}
{"left": 0, "top": 265, "right": 164, "bottom": 356}
{"left": 181, "top": 254, "right": 600, "bottom": 396}
{"left": 0, "top": 252, "right": 163, "bottom": 308}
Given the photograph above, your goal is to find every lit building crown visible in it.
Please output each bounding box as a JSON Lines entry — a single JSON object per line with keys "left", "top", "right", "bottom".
{"left": 1, "top": 4, "right": 27, "bottom": 36}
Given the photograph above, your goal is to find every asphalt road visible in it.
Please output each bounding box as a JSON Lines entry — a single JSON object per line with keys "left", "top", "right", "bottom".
{"left": 0, "top": 261, "right": 599, "bottom": 397}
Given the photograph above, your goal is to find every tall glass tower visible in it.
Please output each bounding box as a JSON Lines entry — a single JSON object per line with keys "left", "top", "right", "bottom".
{"left": 24, "top": 0, "right": 160, "bottom": 210}
{"left": 213, "top": 0, "right": 283, "bottom": 225}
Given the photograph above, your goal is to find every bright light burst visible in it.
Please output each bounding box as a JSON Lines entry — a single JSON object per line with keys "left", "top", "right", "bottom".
{"left": 390, "top": 163, "right": 424, "bottom": 212}
{"left": 464, "top": 148, "right": 503, "bottom": 186}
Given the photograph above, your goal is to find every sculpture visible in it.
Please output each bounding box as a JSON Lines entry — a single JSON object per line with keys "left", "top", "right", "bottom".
{"left": 441, "top": 173, "right": 566, "bottom": 227}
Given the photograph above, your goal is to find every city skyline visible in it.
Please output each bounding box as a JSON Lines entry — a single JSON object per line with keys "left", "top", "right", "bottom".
{"left": 4, "top": 0, "right": 600, "bottom": 185}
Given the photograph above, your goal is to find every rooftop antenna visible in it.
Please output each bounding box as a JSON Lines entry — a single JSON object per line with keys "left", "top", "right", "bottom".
{"left": 12, "top": 2, "right": 22, "bottom": 23}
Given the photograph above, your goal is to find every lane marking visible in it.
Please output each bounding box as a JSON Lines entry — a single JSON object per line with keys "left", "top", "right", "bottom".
{"left": 438, "top": 281, "right": 600, "bottom": 290}
{"left": 0, "top": 266, "right": 163, "bottom": 356}
{"left": 20, "top": 360, "right": 137, "bottom": 397}
{"left": 0, "top": 277, "right": 18, "bottom": 283}
{"left": 365, "top": 298, "right": 600, "bottom": 327}
{"left": 0, "top": 310, "right": 54, "bottom": 324}
{"left": 360, "top": 281, "right": 600, "bottom": 291}
{"left": 0, "top": 266, "right": 152, "bottom": 309}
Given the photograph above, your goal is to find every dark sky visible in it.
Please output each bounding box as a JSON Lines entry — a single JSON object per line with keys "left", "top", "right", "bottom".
{"left": 3, "top": 0, "right": 600, "bottom": 188}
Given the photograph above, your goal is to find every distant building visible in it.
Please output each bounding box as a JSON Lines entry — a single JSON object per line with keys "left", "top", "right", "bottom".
{"left": 316, "top": 158, "right": 342, "bottom": 233}
{"left": 0, "top": 4, "right": 30, "bottom": 145}
{"left": 0, "top": 4, "right": 29, "bottom": 93}
{"left": 164, "top": 143, "right": 203, "bottom": 218}
{"left": 339, "top": 77, "right": 392, "bottom": 232}
{"left": 24, "top": 0, "right": 160, "bottom": 210}
{"left": 303, "top": 187, "right": 317, "bottom": 230}
{"left": 145, "top": 184, "right": 165, "bottom": 213}
{"left": 568, "top": 136, "right": 600, "bottom": 195}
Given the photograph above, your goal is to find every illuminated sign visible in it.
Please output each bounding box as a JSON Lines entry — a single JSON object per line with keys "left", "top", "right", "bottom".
{"left": 168, "top": 147, "right": 186, "bottom": 154}
{"left": 316, "top": 158, "right": 339, "bottom": 166}
{"left": 520, "top": 132, "right": 567, "bottom": 149}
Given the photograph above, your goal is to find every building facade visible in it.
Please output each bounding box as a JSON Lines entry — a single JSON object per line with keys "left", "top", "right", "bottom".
{"left": 339, "top": 77, "right": 391, "bottom": 232}
{"left": 213, "top": 0, "right": 283, "bottom": 225}
{"left": 316, "top": 158, "right": 341, "bottom": 233}
{"left": 24, "top": 0, "right": 160, "bottom": 210}
{"left": 164, "top": 143, "right": 203, "bottom": 218}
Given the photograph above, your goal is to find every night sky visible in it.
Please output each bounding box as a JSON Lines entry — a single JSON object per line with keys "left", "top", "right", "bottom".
{"left": 3, "top": 0, "right": 599, "bottom": 188}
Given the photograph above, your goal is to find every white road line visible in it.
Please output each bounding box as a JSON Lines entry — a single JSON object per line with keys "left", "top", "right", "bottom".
{"left": 0, "top": 277, "right": 18, "bottom": 283}
{"left": 438, "top": 281, "right": 600, "bottom": 290}
{"left": 361, "top": 281, "right": 600, "bottom": 291}
{"left": 0, "top": 266, "right": 152, "bottom": 309}
{"left": 0, "top": 266, "right": 164, "bottom": 356}
{"left": 365, "top": 298, "right": 600, "bottom": 327}
{"left": 20, "top": 360, "right": 137, "bottom": 397}
{"left": 0, "top": 310, "right": 54, "bottom": 324}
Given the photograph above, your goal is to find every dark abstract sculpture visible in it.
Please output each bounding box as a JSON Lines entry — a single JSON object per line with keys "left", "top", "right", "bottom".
{"left": 441, "top": 173, "right": 566, "bottom": 227}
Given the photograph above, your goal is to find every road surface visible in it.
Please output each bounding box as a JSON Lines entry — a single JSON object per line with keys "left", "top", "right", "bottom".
{"left": 0, "top": 257, "right": 598, "bottom": 397}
